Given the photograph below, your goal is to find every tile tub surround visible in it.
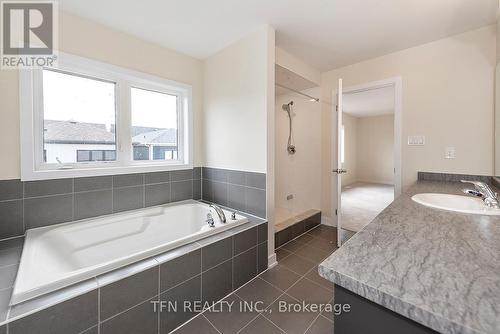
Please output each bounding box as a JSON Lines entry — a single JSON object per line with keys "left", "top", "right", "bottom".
{"left": 0, "top": 219, "right": 267, "bottom": 333}
{"left": 0, "top": 168, "right": 201, "bottom": 240}
{"left": 274, "top": 210, "right": 321, "bottom": 249}
{"left": 319, "top": 179, "right": 500, "bottom": 334}
{"left": 201, "top": 167, "right": 266, "bottom": 218}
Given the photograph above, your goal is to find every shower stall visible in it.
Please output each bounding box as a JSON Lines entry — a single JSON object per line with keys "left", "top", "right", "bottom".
{"left": 274, "top": 64, "right": 323, "bottom": 247}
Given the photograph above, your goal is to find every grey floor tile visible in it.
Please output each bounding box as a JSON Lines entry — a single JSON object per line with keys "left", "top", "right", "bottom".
{"left": 264, "top": 294, "right": 318, "bottom": 334}
{"left": 307, "top": 226, "right": 336, "bottom": 242}
{"left": 204, "top": 294, "right": 257, "bottom": 334}
{"left": 293, "top": 244, "right": 330, "bottom": 263}
{"left": 171, "top": 315, "right": 219, "bottom": 334}
{"left": 275, "top": 248, "right": 292, "bottom": 261}
{"left": 306, "top": 237, "right": 337, "bottom": 253}
{"left": 320, "top": 299, "right": 334, "bottom": 323}
{"left": 286, "top": 278, "right": 331, "bottom": 305}
{"left": 305, "top": 266, "right": 334, "bottom": 291}
{"left": 234, "top": 278, "right": 282, "bottom": 309}
{"left": 238, "top": 315, "right": 284, "bottom": 334}
{"left": 100, "top": 297, "right": 158, "bottom": 334}
{"left": 305, "top": 314, "right": 334, "bottom": 334}
{"left": 259, "top": 265, "right": 300, "bottom": 292}
{"left": 294, "top": 233, "right": 315, "bottom": 244}
{"left": 279, "top": 254, "right": 315, "bottom": 276}
{"left": 80, "top": 326, "right": 98, "bottom": 334}
{"left": 280, "top": 239, "right": 307, "bottom": 253}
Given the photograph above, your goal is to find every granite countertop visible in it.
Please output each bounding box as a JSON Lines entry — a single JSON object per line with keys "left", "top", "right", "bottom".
{"left": 319, "top": 180, "right": 500, "bottom": 334}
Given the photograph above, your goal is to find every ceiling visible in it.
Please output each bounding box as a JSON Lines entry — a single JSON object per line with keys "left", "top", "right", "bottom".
{"left": 60, "top": 0, "right": 497, "bottom": 71}
{"left": 275, "top": 65, "right": 317, "bottom": 96}
{"left": 343, "top": 86, "right": 395, "bottom": 117}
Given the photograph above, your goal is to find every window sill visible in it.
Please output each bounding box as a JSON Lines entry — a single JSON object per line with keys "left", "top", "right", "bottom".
{"left": 21, "top": 163, "right": 194, "bottom": 181}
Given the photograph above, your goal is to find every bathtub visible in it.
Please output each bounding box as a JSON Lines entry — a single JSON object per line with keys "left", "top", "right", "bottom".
{"left": 11, "top": 200, "right": 248, "bottom": 305}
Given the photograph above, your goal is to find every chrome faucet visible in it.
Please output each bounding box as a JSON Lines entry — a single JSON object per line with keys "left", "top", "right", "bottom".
{"left": 206, "top": 212, "right": 215, "bottom": 227}
{"left": 209, "top": 204, "right": 227, "bottom": 223}
{"left": 461, "top": 180, "right": 499, "bottom": 209}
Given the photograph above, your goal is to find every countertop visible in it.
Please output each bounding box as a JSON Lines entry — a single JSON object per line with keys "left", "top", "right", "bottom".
{"left": 319, "top": 180, "right": 500, "bottom": 334}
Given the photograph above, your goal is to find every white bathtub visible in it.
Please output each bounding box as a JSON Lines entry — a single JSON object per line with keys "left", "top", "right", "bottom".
{"left": 11, "top": 200, "right": 248, "bottom": 305}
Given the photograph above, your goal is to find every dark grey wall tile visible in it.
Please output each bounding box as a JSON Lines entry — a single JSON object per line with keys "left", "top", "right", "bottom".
{"left": 0, "top": 288, "right": 11, "bottom": 321}
{"left": 9, "top": 290, "right": 98, "bottom": 334}
{"left": 202, "top": 180, "right": 213, "bottom": 202}
{"left": 0, "top": 246, "right": 21, "bottom": 267}
{"left": 171, "top": 169, "right": 193, "bottom": 181}
{"left": 113, "top": 186, "right": 144, "bottom": 213}
{"left": 193, "top": 180, "right": 201, "bottom": 200}
{"left": 113, "top": 174, "right": 144, "bottom": 188}
{"left": 227, "top": 170, "right": 246, "bottom": 186}
{"left": 234, "top": 227, "right": 257, "bottom": 255}
{"left": 233, "top": 247, "right": 257, "bottom": 290}
{"left": 246, "top": 187, "right": 266, "bottom": 218}
{"left": 24, "top": 179, "right": 72, "bottom": 197}
{"left": 171, "top": 180, "right": 192, "bottom": 202}
{"left": 74, "top": 176, "right": 112, "bottom": 192}
{"left": 145, "top": 183, "right": 171, "bottom": 207}
{"left": 80, "top": 326, "right": 98, "bottom": 334}
{"left": 193, "top": 167, "right": 201, "bottom": 180}
{"left": 0, "top": 237, "right": 23, "bottom": 251}
{"left": 258, "top": 222, "right": 268, "bottom": 244}
{"left": 159, "top": 275, "right": 201, "bottom": 333}
{"left": 144, "top": 171, "right": 170, "bottom": 184}
{"left": 0, "top": 179, "right": 22, "bottom": 201}
{"left": 25, "top": 194, "right": 73, "bottom": 229}
{"left": 212, "top": 182, "right": 227, "bottom": 206}
{"left": 100, "top": 266, "right": 159, "bottom": 320}
{"left": 74, "top": 190, "right": 112, "bottom": 220}
{"left": 246, "top": 172, "right": 266, "bottom": 190}
{"left": 100, "top": 298, "right": 158, "bottom": 334}
{"left": 160, "top": 249, "right": 201, "bottom": 293}
{"left": 257, "top": 242, "right": 268, "bottom": 274}
{"left": 203, "top": 168, "right": 227, "bottom": 182}
{"left": 228, "top": 184, "right": 246, "bottom": 212}
{"left": 291, "top": 221, "right": 305, "bottom": 239}
{"left": 0, "top": 325, "right": 5, "bottom": 334}
{"left": 201, "top": 238, "right": 232, "bottom": 271}
{"left": 0, "top": 264, "right": 17, "bottom": 289}
{"left": 202, "top": 260, "right": 232, "bottom": 304}
{"left": 0, "top": 200, "right": 23, "bottom": 238}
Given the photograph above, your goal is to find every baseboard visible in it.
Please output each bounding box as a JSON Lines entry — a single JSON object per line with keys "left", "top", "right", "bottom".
{"left": 321, "top": 215, "right": 336, "bottom": 227}
{"left": 268, "top": 253, "right": 277, "bottom": 268}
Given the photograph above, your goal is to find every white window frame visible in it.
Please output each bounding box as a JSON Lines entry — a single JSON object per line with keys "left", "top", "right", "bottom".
{"left": 20, "top": 52, "right": 193, "bottom": 181}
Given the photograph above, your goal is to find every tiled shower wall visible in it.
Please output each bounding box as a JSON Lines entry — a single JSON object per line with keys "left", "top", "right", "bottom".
{"left": 0, "top": 167, "right": 267, "bottom": 240}
{"left": 201, "top": 167, "right": 266, "bottom": 218}
{"left": 0, "top": 168, "right": 201, "bottom": 240}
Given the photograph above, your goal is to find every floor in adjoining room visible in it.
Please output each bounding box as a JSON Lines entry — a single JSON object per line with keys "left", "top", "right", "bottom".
{"left": 172, "top": 225, "right": 349, "bottom": 334}
{"left": 341, "top": 182, "right": 394, "bottom": 232}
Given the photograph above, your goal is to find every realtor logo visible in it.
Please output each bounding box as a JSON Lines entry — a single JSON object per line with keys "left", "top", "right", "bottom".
{"left": 1, "top": 1, "right": 58, "bottom": 68}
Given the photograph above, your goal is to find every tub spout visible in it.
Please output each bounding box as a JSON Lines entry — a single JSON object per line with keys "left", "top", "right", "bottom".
{"left": 209, "top": 204, "right": 227, "bottom": 223}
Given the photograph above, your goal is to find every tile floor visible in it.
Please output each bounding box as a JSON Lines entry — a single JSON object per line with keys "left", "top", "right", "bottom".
{"left": 171, "top": 225, "right": 354, "bottom": 334}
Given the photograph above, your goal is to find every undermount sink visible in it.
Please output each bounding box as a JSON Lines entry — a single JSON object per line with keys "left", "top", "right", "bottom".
{"left": 411, "top": 193, "right": 500, "bottom": 216}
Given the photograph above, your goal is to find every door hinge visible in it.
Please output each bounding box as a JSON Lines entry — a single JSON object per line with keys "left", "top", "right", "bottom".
{"left": 336, "top": 105, "right": 338, "bottom": 112}
{"left": 335, "top": 209, "right": 338, "bottom": 216}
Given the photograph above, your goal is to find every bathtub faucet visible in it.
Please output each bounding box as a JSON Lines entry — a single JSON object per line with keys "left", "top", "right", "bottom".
{"left": 209, "top": 204, "right": 227, "bottom": 223}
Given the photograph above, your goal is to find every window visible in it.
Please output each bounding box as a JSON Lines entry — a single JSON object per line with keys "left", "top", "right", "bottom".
{"left": 20, "top": 52, "right": 192, "bottom": 181}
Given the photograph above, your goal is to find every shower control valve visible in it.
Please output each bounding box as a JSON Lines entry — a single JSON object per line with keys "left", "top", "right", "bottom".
{"left": 231, "top": 212, "right": 237, "bottom": 220}
{"left": 206, "top": 213, "right": 215, "bottom": 227}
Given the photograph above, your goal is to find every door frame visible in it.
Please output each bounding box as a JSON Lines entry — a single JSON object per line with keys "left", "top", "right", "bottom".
{"left": 331, "top": 76, "right": 402, "bottom": 229}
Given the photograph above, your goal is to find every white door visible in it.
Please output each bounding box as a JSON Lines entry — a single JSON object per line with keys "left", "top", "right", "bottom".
{"left": 334, "top": 79, "right": 346, "bottom": 248}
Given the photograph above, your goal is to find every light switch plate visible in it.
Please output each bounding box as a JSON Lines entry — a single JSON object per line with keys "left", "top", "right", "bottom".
{"left": 445, "top": 147, "right": 456, "bottom": 159}
{"left": 408, "top": 136, "right": 425, "bottom": 146}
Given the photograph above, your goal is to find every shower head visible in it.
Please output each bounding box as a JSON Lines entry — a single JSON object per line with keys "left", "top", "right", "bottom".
{"left": 282, "top": 101, "right": 293, "bottom": 112}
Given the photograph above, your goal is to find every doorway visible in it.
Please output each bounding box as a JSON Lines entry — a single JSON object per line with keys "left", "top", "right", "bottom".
{"left": 334, "top": 78, "right": 402, "bottom": 240}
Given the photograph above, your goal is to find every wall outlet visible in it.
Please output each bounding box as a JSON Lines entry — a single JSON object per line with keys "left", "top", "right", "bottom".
{"left": 408, "top": 135, "right": 425, "bottom": 146}
{"left": 445, "top": 147, "right": 456, "bottom": 159}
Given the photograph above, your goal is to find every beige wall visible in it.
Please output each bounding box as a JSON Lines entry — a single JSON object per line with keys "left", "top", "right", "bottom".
{"left": 275, "top": 88, "right": 322, "bottom": 215}
{"left": 275, "top": 47, "right": 321, "bottom": 86}
{"left": 341, "top": 113, "right": 358, "bottom": 186}
{"left": 321, "top": 25, "right": 496, "bottom": 219}
{"left": 0, "top": 12, "right": 204, "bottom": 180}
{"left": 356, "top": 115, "right": 394, "bottom": 184}
{"left": 202, "top": 27, "right": 274, "bottom": 173}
